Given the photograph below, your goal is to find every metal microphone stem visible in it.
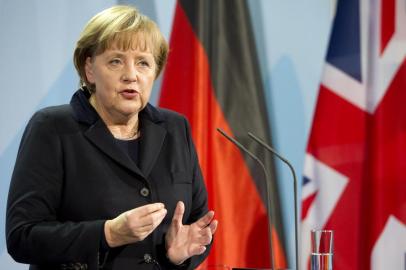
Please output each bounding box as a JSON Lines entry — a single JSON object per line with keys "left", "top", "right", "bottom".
{"left": 216, "top": 128, "right": 276, "bottom": 270}
{"left": 248, "top": 132, "right": 299, "bottom": 270}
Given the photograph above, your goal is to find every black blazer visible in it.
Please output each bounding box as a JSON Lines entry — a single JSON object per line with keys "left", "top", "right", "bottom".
{"left": 6, "top": 90, "right": 210, "bottom": 270}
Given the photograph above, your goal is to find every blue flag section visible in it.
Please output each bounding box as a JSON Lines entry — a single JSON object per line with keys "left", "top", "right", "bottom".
{"left": 326, "top": 0, "right": 362, "bottom": 82}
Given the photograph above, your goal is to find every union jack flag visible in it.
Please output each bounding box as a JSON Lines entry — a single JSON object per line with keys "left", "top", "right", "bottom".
{"left": 301, "top": 0, "right": 406, "bottom": 269}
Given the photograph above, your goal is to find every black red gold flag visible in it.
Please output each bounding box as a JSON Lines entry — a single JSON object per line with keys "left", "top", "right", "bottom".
{"left": 159, "top": 0, "right": 287, "bottom": 268}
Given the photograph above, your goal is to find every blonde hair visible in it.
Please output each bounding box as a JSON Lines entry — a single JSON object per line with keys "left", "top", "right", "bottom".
{"left": 73, "top": 5, "right": 168, "bottom": 91}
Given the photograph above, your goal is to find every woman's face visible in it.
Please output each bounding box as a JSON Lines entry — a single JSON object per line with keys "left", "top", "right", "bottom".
{"left": 85, "top": 42, "right": 156, "bottom": 122}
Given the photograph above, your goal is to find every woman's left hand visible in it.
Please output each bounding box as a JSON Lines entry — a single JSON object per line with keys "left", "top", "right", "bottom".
{"left": 165, "top": 201, "right": 218, "bottom": 265}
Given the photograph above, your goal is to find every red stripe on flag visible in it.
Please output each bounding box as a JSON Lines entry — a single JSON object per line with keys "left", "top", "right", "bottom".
{"left": 362, "top": 59, "right": 406, "bottom": 270}
{"left": 301, "top": 192, "right": 317, "bottom": 220}
{"left": 160, "top": 3, "right": 286, "bottom": 268}
{"left": 380, "top": 0, "right": 395, "bottom": 54}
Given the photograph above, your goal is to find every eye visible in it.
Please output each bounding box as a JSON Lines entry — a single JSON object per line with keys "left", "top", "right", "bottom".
{"left": 108, "top": 58, "right": 123, "bottom": 66}
{"left": 138, "top": 60, "right": 150, "bottom": 67}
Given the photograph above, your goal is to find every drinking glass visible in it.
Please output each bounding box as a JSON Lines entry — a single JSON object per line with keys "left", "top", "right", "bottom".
{"left": 310, "top": 229, "right": 333, "bottom": 270}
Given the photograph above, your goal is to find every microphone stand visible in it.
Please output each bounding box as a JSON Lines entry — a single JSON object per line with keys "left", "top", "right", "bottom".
{"left": 216, "top": 128, "right": 276, "bottom": 270}
{"left": 248, "top": 132, "right": 299, "bottom": 270}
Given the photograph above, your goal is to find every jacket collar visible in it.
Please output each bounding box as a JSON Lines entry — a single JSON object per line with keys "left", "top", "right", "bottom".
{"left": 70, "top": 89, "right": 167, "bottom": 179}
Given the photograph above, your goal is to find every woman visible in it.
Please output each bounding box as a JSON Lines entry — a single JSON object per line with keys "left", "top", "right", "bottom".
{"left": 6, "top": 5, "right": 217, "bottom": 270}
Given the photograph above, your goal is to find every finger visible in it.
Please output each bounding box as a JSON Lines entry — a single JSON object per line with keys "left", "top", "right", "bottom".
{"left": 190, "top": 245, "right": 206, "bottom": 256}
{"left": 195, "top": 210, "right": 214, "bottom": 228}
{"left": 171, "top": 201, "right": 185, "bottom": 226}
{"left": 130, "top": 224, "right": 155, "bottom": 239}
{"left": 194, "top": 227, "right": 213, "bottom": 246}
{"left": 135, "top": 203, "right": 166, "bottom": 217}
{"left": 197, "top": 227, "right": 213, "bottom": 245}
{"left": 131, "top": 209, "right": 167, "bottom": 237}
{"left": 153, "top": 208, "right": 167, "bottom": 227}
{"left": 128, "top": 208, "right": 167, "bottom": 228}
{"left": 209, "top": 219, "right": 218, "bottom": 234}
{"left": 198, "top": 233, "right": 213, "bottom": 245}
{"left": 136, "top": 223, "right": 154, "bottom": 232}
{"left": 146, "top": 208, "right": 167, "bottom": 226}
{"left": 135, "top": 211, "right": 166, "bottom": 234}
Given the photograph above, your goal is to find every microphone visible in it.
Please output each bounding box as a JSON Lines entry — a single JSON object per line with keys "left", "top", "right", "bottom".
{"left": 216, "top": 128, "right": 276, "bottom": 270}
{"left": 248, "top": 132, "right": 299, "bottom": 270}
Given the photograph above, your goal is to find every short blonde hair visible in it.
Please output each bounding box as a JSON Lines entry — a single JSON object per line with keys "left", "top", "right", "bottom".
{"left": 73, "top": 5, "right": 168, "bottom": 90}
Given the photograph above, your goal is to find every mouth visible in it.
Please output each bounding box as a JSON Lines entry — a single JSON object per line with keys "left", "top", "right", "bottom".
{"left": 120, "top": 88, "right": 140, "bottom": 94}
{"left": 119, "top": 89, "right": 140, "bottom": 99}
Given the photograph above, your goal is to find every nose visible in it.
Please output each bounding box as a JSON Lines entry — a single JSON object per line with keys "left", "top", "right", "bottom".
{"left": 121, "top": 64, "right": 138, "bottom": 83}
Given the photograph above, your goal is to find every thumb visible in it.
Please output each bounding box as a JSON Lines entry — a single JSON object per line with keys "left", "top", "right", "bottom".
{"left": 172, "top": 201, "right": 185, "bottom": 228}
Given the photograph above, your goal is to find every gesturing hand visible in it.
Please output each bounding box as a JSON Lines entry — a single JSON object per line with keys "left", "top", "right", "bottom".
{"left": 104, "top": 203, "right": 167, "bottom": 247}
{"left": 165, "top": 201, "right": 218, "bottom": 265}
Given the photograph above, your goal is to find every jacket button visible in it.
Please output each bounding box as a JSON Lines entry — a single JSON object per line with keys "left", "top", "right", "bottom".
{"left": 140, "top": 187, "right": 149, "bottom": 197}
{"left": 144, "top": 253, "right": 152, "bottom": 263}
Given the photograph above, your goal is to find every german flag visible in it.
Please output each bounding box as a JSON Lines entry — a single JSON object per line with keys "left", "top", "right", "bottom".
{"left": 159, "top": 0, "right": 287, "bottom": 268}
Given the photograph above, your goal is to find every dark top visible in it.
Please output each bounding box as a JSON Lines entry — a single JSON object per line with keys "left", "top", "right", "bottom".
{"left": 115, "top": 138, "right": 140, "bottom": 166}
{"left": 6, "top": 89, "right": 211, "bottom": 270}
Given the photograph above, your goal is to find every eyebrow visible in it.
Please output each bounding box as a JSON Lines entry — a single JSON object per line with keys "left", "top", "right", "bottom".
{"left": 108, "top": 50, "right": 153, "bottom": 56}
{"left": 106, "top": 51, "right": 126, "bottom": 57}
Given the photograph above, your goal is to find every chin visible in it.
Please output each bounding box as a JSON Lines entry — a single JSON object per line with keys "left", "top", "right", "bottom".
{"left": 119, "top": 106, "right": 142, "bottom": 117}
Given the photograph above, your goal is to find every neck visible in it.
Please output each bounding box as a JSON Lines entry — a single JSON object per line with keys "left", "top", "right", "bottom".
{"left": 108, "top": 123, "right": 140, "bottom": 140}
{"left": 89, "top": 94, "right": 140, "bottom": 140}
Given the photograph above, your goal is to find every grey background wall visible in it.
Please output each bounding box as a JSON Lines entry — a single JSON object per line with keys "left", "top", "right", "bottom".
{"left": 0, "top": 0, "right": 335, "bottom": 268}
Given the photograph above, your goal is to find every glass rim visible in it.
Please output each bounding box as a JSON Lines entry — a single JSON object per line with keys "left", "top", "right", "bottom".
{"left": 311, "top": 229, "right": 334, "bottom": 233}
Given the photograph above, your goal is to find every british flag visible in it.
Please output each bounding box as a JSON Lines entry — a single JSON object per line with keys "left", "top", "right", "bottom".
{"left": 301, "top": 0, "right": 406, "bottom": 269}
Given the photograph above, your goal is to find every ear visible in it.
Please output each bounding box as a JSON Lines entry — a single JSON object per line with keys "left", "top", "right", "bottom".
{"left": 85, "top": 57, "right": 95, "bottom": 84}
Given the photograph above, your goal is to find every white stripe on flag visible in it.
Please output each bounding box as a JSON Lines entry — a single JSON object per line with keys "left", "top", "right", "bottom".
{"left": 371, "top": 216, "right": 406, "bottom": 270}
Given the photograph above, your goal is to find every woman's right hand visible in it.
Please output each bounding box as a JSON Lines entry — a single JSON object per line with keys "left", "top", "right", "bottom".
{"left": 104, "top": 203, "right": 167, "bottom": 247}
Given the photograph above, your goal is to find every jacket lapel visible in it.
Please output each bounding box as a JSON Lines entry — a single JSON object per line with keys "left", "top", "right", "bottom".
{"left": 84, "top": 119, "right": 145, "bottom": 178}
{"left": 138, "top": 116, "right": 167, "bottom": 178}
